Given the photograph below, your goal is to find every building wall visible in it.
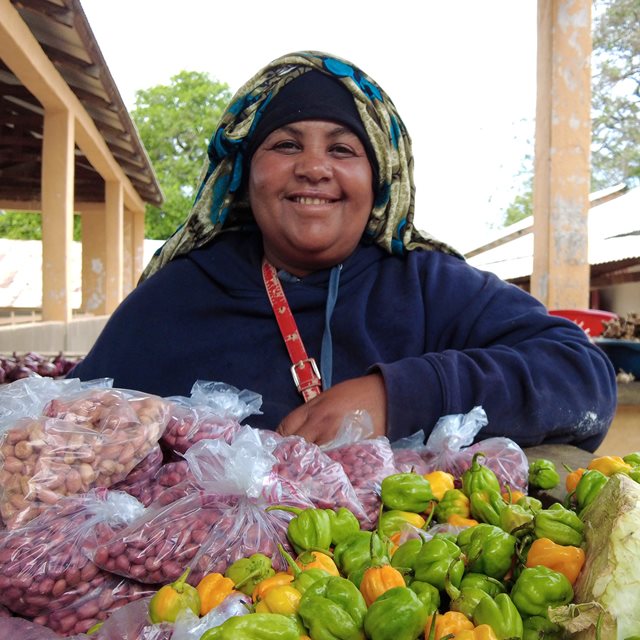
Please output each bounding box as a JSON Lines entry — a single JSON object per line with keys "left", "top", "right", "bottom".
{"left": 598, "top": 281, "right": 640, "bottom": 317}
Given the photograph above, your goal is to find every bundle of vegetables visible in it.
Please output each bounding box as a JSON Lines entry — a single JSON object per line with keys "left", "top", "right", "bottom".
{"left": 0, "top": 386, "right": 171, "bottom": 529}
{"left": 0, "top": 489, "right": 154, "bottom": 636}
{"left": 93, "top": 427, "right": 314, "bottom": 585}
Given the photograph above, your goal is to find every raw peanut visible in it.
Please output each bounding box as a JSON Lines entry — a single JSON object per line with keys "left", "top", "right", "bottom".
{"left": 13, "top": 441, "right": 32, "bottom": 460}
{"left": 65, "top": 469, "right": 83, "bottom": 494}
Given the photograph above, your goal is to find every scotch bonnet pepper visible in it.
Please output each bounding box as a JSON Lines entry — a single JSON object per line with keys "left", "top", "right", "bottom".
{"left": 456, "top": 523, "right": 517, "bottom": 580}
{"left": 461, "top": 453, "right": 502, "bottom": 497}
{"left": 199, "top": 612, "right": 302, "bottom": 640}
{"left": 380, "top": 473, "right": 435, "bottom": 513}
{"left": 326, "top": 508, "right": 361, "bottom": 546}
{"left": 298, "top": 575, "right": 368, "bottom": 640}
{"left": 148, "top": 567, "right": 200, "bottom": 623}
{"left": 433, "top": 489, "right": 471, "bottom": 523}
{"left": 469, "top": 489, "right": 506, "bottom": 527}
{"left": 267, "top": 506, "right": 333, "bottom": 554}
{"left": 224, "top": 553, "right": 275, "bottom": 596}
{"left": 533, "top": 503, "right": 584, "bottom": 547}
{"left": 528, "top": 459, "right": 560, "bottom": 490}
{"left": 510, "top": 565, "right": 573, "bottom": 618}
{"left": 363, "top": 586, "right": 428, "bottom": 640}
{"left": 334, "top": 530, "right": 389, "bottom": 577}
{"left": 473, "top": 592, "right": 523, "bottom": 640}
{"left": 413, "top": 535, "right": 464, "bottom": 591}
{"left": 574, "top": 469, "right": 609, "bottom": 514}
{"left": 378, "top": 510, "right": 426, "bottom": 537}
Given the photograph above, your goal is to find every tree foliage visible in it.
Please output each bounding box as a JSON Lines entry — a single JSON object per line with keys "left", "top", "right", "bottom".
{"left": 501, "top": 0, "right": 639, "bottom": 227}
{"left": 131, "top": 70, "right": 231, "bottom": 238}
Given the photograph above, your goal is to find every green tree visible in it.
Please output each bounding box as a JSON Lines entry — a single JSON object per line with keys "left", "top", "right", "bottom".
{"left": 0, "top": 211, "right": 81, "bottom": 240}
{"left": 131, "top": 70, "right": 231, "bottom": 238}
{"left": 501, "top": 0, "right": 639, "bottom": 226}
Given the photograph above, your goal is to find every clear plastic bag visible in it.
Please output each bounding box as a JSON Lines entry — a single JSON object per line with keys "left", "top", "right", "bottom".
{"left": 111, "top": 444, "right": 164, "bottom": 507}
{"left": 161, "top": 381, "right": 262, "bottom": 456}
{"left": 0, "top": 387, "right": 171, "bottom": 529}
{"left": 0, "top": 489, "right": 153, "bottom": 636}
{"left": 419, "top": 406, "right": 529, "bottom": 492}
{"left": 391, "top": 431, "right": 432, "bottom": 474}
{"left": 94, "top": 426, "right": 314, "bottom": 585}
{"left": 321, "top": 410, "right": 398, "bottom": 529}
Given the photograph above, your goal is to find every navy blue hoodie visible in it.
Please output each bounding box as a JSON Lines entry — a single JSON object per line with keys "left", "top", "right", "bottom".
{"left": 69, "top": 230, "right": 617, "bottom": 451}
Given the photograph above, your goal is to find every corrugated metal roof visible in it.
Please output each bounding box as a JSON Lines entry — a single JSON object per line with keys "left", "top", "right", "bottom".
{"left": 468, "top": 186, "right": 640, "bottom": 280}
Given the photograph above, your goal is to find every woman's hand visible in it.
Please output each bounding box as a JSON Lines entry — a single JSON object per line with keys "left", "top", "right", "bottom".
{"left": 277, "top": 373, "right": 387, "bottom": 445}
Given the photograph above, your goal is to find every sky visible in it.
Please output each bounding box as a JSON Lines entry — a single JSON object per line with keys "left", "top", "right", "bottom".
{"left": 80, "top": 0, "right": 538, "bottom": 252}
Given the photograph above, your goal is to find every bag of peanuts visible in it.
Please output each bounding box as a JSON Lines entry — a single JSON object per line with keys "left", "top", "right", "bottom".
{"left": 320, "top": 410, "right": 399, "bottom": 529}
{"left": 111, "top": 444, "right": 165, "bottom": 507}
{"left": 93, "top": 425, "right": 314, "bottom": 586}
{"left": 418, "top": 406, "right": 529, "bottom": 493}
{"left": 391, "top": 431, "right": 433, "bottom": 475}
{"left": 0, "top": 489, "right": 154, "bottom": 637}
{"left": 161, "top": 381, "right": 262, "bottom": 457}
{"left": 0, "top": 387, "right": 172, "bottom": 529}
{"left": 258, "top": 430, "right": 368, "bottom": 524}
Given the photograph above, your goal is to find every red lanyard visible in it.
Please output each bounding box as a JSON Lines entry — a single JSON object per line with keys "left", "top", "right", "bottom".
{"left": 261, "top": 258, "right": 322, "bottom": 402}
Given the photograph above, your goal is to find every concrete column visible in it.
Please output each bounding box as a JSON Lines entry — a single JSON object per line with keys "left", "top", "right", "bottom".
{"left": 41, "top": 109, "right": 74, "bottom": 322}
{"left": 531, "top": 0, "right": 592, "bottom": 309}
{"left": 132, "top": 208, "right": 146, "bottom": 285}
{"left": 80, "top": 209, "right": 107, "bottom": 315}
{"left": 105, "top": 180, "right": 124, "bottom": 313}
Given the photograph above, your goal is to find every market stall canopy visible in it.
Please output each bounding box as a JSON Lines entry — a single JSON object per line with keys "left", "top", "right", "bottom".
{"left": 0, "top": 0, "right": 162, "bottom": 208}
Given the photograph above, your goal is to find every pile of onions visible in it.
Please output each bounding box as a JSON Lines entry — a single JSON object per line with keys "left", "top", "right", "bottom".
{"left": 0, "top": 352, "right": 82, "bottom": 384}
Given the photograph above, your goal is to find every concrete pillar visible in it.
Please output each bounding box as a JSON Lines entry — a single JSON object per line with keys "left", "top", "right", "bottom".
{"left": 41, "top": 109, "right": 74, "bottom": 322}
{"left": 105, "top": 180, "right": 124, "bottom": 313}
{"left": 132, "top": 208, "right": 146, "bottom": 285}
{"left": 531, "top": 0, "right": 592, "bottom": 309}
{"left": 80, "top": 209, "right": 107, "bottom": 315}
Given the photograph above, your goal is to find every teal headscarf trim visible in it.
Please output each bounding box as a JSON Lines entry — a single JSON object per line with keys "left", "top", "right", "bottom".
{"left": 140, "top": 51, "right": 462, "bottom": 283}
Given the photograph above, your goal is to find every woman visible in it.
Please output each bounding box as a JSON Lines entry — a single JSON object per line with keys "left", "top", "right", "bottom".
{"left": 69, "top": 51, "right": 617, "bottom": 451}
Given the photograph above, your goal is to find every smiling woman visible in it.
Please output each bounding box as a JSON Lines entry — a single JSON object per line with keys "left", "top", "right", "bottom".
{"left": 68, "top": 51, "right": 617, "bottom": 452}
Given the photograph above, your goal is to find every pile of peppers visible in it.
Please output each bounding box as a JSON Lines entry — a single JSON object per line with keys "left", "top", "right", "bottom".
{"left": 134, "top": 451, "right": 640, "bottom": 640}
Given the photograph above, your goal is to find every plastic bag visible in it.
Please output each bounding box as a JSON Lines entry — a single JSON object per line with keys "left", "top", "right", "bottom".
{"left": 0, "top": 387, "right": 171, "bottom": 529}
{"left": 94, "top": 426, "right": 314, "bottom": 585}
{"left": 419, "top": 406, "right": 528, "bottom": 492}
{"left": 391, "top": 431, "right": 432, "bottom": 474}
{"left": 90, "top": 597, "right": 173, "bottom": 640}
{"left": 0, "top": 489, "right": 153, "bottom": 636}
{"left": 111, "top": 444, "right": 164, "bottom": 507}
{"left": 270, "top": 434, "right": 367, "bottom": 522}
{"left": 0, "top": 616, "right": 90, "bottom": 639}
{"left": 321, "top": 411, "right": 398, "bottom": 529}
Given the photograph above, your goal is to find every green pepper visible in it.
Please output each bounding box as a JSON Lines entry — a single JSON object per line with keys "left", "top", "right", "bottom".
{"left": 469, "top": 488, "right": 507, "bottom": 527}
{"left": 433, "top": 488, "right": 470, "bottom": 523}
{"left": 517, "top": 495, "right": 543, "bottom": 514}
{"left": 522, "top": 615, "right": 563, "bottom": 639}
{"left": 224, "top": 553, "right": 275, "bottom": 596}
{"left": 408, "top": 580, "right": 440, "bottom": 615}
{"left": 278, "top": 543, "right": 330, "bottom": 594}
{"left": 390, "top": 537, "right": 423, "bottom": 575}
{"left": 200, "top": 612, "right": 301, "bottom": 640}
{"left": 445, "top": 575, "right": 490, "bottom": 620}
{"left": 413, "top": 535, "right": 464, "bottom": 591}
{"left": 510, "top": 565, "right": 574, "bottom": 619}
{"left": 298, "top": 575, "right": 367, "bottom": 640}
{"left": 461, "top": 452, "right": 502, "bottom": 497}
{"left": 456, "top": 523, "right": 516, "bottom": 580}
{"left": 574, "top": 469, "right": 609, "bottom": 514}
{"left": 528, "top": 459, "right": 560, "bottom": 490}
{"left": 533, "top": 503, "right": 584, "bottom": 547}
{"left": 623, "top": 452, "right": 640, "bottom": 466}
{"left": 500, "top": 503, "right": 534, "bottom": 536}
{"left": 363, "top": 586, "right": 428, "bottom": 640}
{"left": 473, "top": 592, "right": 524, "bottom": 640}
{"left": 378, "top": 510, "right": 425, "bottom": 538}
{"left": 334, "top": 530, "right": 389, "bottom": 577}
{"left": 459, "top": 572, "right": 506, "bottom": 597}
{"left": 267, "top": 505, "right": 333, "bottom": 554}
{"left": 148, "top": 567, "right": 201, "bottom": 623}
{"left": 326, "top": 508, "right": 361, "bottom": 546}
{"left": 380, "top": 473, "right": 435, "bottom": 513}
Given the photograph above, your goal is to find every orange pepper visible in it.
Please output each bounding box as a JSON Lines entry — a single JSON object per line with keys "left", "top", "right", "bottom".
{"left": 389, "top": 531, "right": 403, "bottom": 556}
{"left": 195, "top": 572, "right": 236, "bottom": 616}
{"left": 251, "top": 571, "right": 294, "bottom": 601}
{"left": 293, "top": 550, "right": 340, "bottom": 576}
{"left": 587, "top": 455, "right": 632, "bottom": 477}
{"left": 501, "top": 489, "right": 525, "bottom": 504}
{"left": 525, "top": 537, "right": 586, "bottom": 585}
{"left": 359, "top": 563, "right": 406, "bottom": 606}
{"left": 425, "top": 612, "right": 474, "bottom": 640}
{"left": 565, "top": 468, "right": 585, "bottom": 494}
{"left": 454, "top": 625, "right": 498, "bottom": 640}
{"left": 423, "top": 471, "right": 455, "bottom": 501}
{"left": 447, "top": 514, "right": 479, "bottom": 528}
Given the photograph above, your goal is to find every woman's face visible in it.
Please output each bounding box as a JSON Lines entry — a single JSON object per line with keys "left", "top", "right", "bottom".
{"left": 248, "top": 120, "right": 374, "bottom": 276}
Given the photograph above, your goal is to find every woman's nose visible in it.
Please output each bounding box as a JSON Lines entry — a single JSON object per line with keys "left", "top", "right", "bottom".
{"left": 294, "top": 149, "right": 332, "bottom": 181}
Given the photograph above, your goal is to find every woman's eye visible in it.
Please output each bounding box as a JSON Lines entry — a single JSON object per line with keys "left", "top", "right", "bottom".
{"left": 272, "top": 140, "right": 300, "bottom": 152}
{"left": 331, "top": 144, "right": 356, "bottom": 156}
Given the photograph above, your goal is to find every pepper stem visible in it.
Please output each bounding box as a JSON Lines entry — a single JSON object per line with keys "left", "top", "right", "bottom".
{"left": 278, "top": 543, "right": 302, "bottom": 578}
{"left": 232, "top": 567, "right": 264, "bottom": 591}
{"left": 265, "top": 505, "right": 303, "bottom": 516}
{"left": 443, "top": 558, "right": 461, "bottom": 601}
{"left": 172, "top": 567, "right": 192, "bottom": 593}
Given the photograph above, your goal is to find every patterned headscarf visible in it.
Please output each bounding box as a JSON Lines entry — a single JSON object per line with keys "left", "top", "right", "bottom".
{"left": 140, "top": 51, "right": 462, "bottom": 282}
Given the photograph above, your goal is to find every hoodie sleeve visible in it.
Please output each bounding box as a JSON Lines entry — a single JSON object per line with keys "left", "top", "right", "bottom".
{"left": 374, "top": 253, "right": 618, "bottom": 452}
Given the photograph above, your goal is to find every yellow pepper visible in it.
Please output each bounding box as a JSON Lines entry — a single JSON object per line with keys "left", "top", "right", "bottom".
{"left": 525, "top": 537, "right": 586, "bottom": 586}
{"left": 447, "top": 514, "right": 479, "bottom": 528}
{"left": 423, "top": 471, "right": 455, "bottom": 501}
{"left": 196, "top": 572, "right": 236, "bottom": 615}
{"left": 426, "top": 611, "right": 474, "bottom": 640}
{"left": 454, "top": 625, "right": 498, "bottom": 640}
{"left": 359, "top": 563, "right": 406, "bottom": 606}
{"left": 293, "top": 550, "right": 339, "bottom": 576}
{"left": 252, "top": 571, "right": 294, "bottom": 601}
{"left": 254, "top": 584, "right": 302, "bottom": 615}
{"left": 501, "top": 489, "right": 525, "bottom": 504}
{"left": 587, "top": 455, "right": 632, "bottom": 477}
